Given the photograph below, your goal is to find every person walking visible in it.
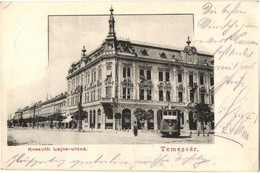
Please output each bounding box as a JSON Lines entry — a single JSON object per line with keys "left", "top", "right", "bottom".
{"left": 133, "top": 121, "right": 138, "bottom": 136}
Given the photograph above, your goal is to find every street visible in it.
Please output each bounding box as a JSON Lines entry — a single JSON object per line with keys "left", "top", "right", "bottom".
{"left": 7, "top": 127, "right": 214, "bottom": 145}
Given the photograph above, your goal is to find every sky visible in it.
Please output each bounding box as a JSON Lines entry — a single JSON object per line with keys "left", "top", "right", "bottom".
{"left": 7, "top": 13, "right": 194, "bottom": 116}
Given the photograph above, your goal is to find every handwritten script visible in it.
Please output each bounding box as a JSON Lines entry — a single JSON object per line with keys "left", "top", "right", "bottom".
{"left": 5, "top": 152, "right": 210, "bottom": 170}
{"left": 195, "top": 2, "right": 258, "bottom": 147}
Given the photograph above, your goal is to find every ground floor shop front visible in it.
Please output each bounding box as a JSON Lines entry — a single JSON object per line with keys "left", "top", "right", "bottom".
{"left": 67, "top": 102, "right": 214, "bottom": 132}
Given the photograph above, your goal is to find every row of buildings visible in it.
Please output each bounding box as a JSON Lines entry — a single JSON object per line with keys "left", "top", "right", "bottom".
{"left": 12, "top": 7, "right": 214, "bottom": 132}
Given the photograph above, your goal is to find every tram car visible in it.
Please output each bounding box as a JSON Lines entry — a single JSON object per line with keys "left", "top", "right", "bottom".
{"left": 159, "top": 107, "right": 180, "bottom": 137}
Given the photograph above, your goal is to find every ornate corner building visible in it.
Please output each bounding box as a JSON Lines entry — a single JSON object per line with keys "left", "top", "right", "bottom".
{"left": 66, "top": 7, "right": 214, "bottom": 131}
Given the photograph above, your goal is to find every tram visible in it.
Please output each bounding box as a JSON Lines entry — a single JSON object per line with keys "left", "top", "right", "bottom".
{"left": 159, "top": 107, "right": 180, "bottom": 137}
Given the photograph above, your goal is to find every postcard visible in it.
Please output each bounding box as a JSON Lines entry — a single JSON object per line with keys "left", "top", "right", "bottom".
{"left": 1, "top": 1, "right": 259, "bottom": 171}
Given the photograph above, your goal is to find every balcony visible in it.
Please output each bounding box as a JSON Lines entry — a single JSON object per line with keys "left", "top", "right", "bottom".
{"left": 100, "top": 97, "right": 115, "bottom": 105}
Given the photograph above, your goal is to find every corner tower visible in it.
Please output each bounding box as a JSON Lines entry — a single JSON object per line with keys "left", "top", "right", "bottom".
{"left": 106, "top": 6, "right": 116, "bottom": 40}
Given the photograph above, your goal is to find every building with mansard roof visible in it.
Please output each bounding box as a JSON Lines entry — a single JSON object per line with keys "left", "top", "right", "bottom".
{"left": 66, "top": 7, "right": 214, "bottom": 131}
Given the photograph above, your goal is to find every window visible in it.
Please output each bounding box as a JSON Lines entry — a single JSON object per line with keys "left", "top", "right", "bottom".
{"left": 140, "top": 69, "right": 144, "bottom": 79}
{"left": 123, "top": 87, "right": 131, "bottom": 99}
{"left": 140, "top": 89, "right": 144, "bottom": 100}
{"left": 159, "top": 71, "right": 163, "bottom": 81}
{"left": 94, "top": 71, "right": 96, "bottom": 82}
{"left": 147, "top": 70, "right": 151, "bottom": 80}
{"left": 211, "top": 95, "right": 214, "bottom": 104}
{"left": 190, "top": 92, "right": 194, "bottom": 102}
{"left": 106, "top": 87, "right": 112, "bottom": 98}
{"left": 166, "top": 72, "right": 170, "bottom": 81}
{"left": 200, "top": 94, "right": 205, "bottom": 103}
{"left": 87, "top": 92, "right": 89, "bottom": 102}
{"left": 178, "top": 73, "right": 182, "bottom": 82}
{"left": 75, "top": 96, "right": 77, "bottom": 104}
{"left": 126, "top": 88, "right": 131, "bottom": 99}
{"left": 123, "top": 67, "right": 131, "bottom": 78}
{"left": 93, "top": 90, "right": 96, "bottom": 101}
{"left": 72, "top": 97, "right": 74, "bottom": 106}
{"left": 98, "top": 68, "right": 102, "bottom": 80}
{"left": 178, "top": 92, "right": 183, "bottom": 102}
{"left": 159, "top": 90, "right": 164, "bottom": 101}
{"left": 147, "top": 89, "right": 152, "bottom": 100}
{"left": 166, "top": 91, "right": 171, "bottom": 102}
{"left": 97, "top": 88, "right": 101, "bottom": 100}
{"left": 123, "top": 87, "right": 126, "bottom": 99}
{"left": 200, "top": 74, "right": 204, "bottom": 85}
{"left": 189, "top": 74, "right": 193, "bottom": 85}
{"left": 210, "top": 76, "right": 214, "bottom": 86}
{"left": 127, "top": 68, "right": 131, "bottom": 77}
{"left": 123, "top": 67, "right": 126, "bottom": 78}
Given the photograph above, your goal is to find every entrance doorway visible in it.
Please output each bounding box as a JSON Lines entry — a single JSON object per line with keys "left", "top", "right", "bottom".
{"left": 122, "top": 109, "right": 131, "bottom": 130}
{"left": 105, "top": 108, "right": 113, "bottom": 129}
{"left": 147, "top": 109, "right": 154, "bottom": 129}
{"left": 189, "top": 111, "right": 197, "bottom": 130}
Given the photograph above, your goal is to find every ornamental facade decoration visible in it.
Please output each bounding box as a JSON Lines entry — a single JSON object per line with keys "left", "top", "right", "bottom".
{"left": 176, "top": 67, "right": 184, "bottom": 73}
{"left": 105, "top": 41, "right": 114, "bottom": 50}
{"left": 200, "top": 85, "right": 206, "bottom": 93}
{"left": 87, "top": 82, "right": 97, "bottom": 90}
{"left": 141, "top": 49, "right": 149, "bottom": 56}
{"left": 177, "top": 84, "right": 184, "bottom": 92}
{"left": 184, "top": 37, "right": 197, "bottom": 55}
{"left": 159, "top": 52, "right": 167, "bottom": 59}
{"left": 116, "top": 41, "right": 136, "bottom": 55}
{"left": 139, "top": 64, "right": 152, "bottom": 70}
{"left": 121, "top": 77, "right": 133, "bottom": 88}
{"left": 184, "top": 46, "right": 197, "bottom": 55}
{"left": 158, "top": 66, "right": 171, "bottom": 72}
{"left": 104, "top": 74, "right": 114, "bottom": 87}
{"left": 94, "top": 43, "right": 106, "bottom": 58}
{"left": 188, "top": 70, "right": 194, "bottom": 75}
{"left": 139, "top": 79, "right": 153, "bottom": 89}
{"left": 97, "top": 80, "right": 102, "bottom": 86}
{"left": 158, "top": 81, "right": 171, "bottom": 90}
{"left": 188, "top": 82, "right": 198, "bottom": 91}
{"left": 122, "top": 63, "right": 132, "bottom": 68}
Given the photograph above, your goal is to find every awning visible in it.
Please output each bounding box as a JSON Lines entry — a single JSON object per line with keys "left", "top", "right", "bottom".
{"left": 62, "top": 117, "right": 73, "bottom": 123}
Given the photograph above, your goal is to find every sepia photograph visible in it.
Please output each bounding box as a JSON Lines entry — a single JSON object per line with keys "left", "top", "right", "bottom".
{"left": 7, "top": 7, "right": 214, "bottom": 146}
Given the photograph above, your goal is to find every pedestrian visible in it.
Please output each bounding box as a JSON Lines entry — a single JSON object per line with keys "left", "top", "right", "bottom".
{"left": 133, "top": 121, "right": 138, "bottom": 137}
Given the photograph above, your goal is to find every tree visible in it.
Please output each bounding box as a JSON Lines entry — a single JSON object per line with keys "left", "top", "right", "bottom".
{"left": 133, "top": 108, "right": 148, "bottom": 129}
{"left": 72, "top": 110, "right": 87, "bottom": 131}
{"left": 48, "top": 110, "right": 66, "bottom": 128}
{"left": 73, "top": 110, "right": 87, "bottom": 121}
{"left": 194, "top": 103, "right": 213, "bottom": 134}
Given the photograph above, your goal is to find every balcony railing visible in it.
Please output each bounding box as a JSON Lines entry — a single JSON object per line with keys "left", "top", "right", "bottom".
{"left": 101, "top": 97, "right": 115, "bottom": 103}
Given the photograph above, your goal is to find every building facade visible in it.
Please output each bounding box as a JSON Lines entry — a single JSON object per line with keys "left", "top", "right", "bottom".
{"left": 12, "top": 93, "right": 67, "bottom": 127}
{"left": 66, "top": 8, "right": 214, "bottom": 131}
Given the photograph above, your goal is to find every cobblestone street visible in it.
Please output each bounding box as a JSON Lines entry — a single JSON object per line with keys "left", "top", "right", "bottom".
{"left": 8, "top": 127, "right": 214, "bottom": 145}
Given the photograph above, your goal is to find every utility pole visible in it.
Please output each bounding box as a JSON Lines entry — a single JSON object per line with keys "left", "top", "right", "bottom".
{"left": 78, "top": 85, "right": 83, "bottom": 131}
{"left": 33, "top": 103, "right": 36, "bottom": 128}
